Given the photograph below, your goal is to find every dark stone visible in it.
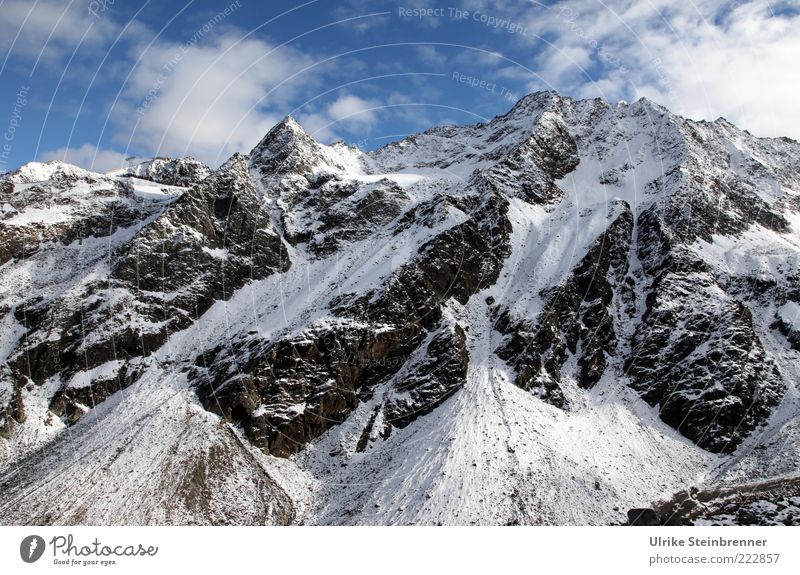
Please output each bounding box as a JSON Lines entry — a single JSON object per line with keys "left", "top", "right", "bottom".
{"left": 627, "top": 508, "right": 659, "bottom": 526}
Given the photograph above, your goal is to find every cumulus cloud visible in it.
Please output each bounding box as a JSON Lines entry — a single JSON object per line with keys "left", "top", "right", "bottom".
{"left": 522, "top": 0, "right": 800, "bottom": 138}
{"left": 296, "top": 93, "right": 382, "bottom": 143}
{"left": 294, "top": 113, "right": 337, "bottom": 142}
{"left": 0, "top": 0, "right": 117, "bottom": 71}
{"left": 327, "top": 94, "right": 380, "bottom": 127}
{"left": 39, "top": 143, "right": 131, "bottom": 173}
{"left": 416, "top": 45, "right": 448, "bottom": 66}
{"left": 17, "top": 0, "right": 798, "bottom": 172}
{"left": 119, "top": 32, "right": 318, "bottom": 166}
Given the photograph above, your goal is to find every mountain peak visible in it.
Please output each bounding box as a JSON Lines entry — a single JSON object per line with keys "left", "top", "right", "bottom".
{"left": 632, "top": 95, "right": 670, "bottom": 113}
{"left": 248, "top": 115, "right": 358, "bottom": 183}
{"left": 250, "top": 115, "right": 318, "bottom": 163}
{"left": 2, "top": 86, "right": 800, "bottom": 527}
{"left": 502, "top": 90, "right": 563, "bottom": 117}
{"left": 253, "top": 116, "right": 310, "bottom": 150}
{"left": 278, "top": 115, "right": 305, "bottom": 132}
{"left": 112, "top": 156, "right": 211, "bottom": 187}
{"left": 3, "top": 160, "right": 95, "bottom": 183}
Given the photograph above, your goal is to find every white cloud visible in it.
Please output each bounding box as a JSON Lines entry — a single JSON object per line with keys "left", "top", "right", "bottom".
{"left": 0, "top": 0, "right": 117, "bottom": 69}
{"left": 327, "top": 94, "right": 380, "bottom": 128}
{"left": 119, "top": 32, "right": 317, "bottom": 166}
{"left": 39, "top": 143, "right": 131, "bottom": 173}
{"left": 296, "top": 93, "right": 383, "bottom": 143}
{"left": 295, "top": 112, "right": 339, "bottom": 142}
{"left": 523, "top": 0, "right": 800, "bottom": 139}
{"left": 416, "top": 45, "right": 447, "bottom": 66}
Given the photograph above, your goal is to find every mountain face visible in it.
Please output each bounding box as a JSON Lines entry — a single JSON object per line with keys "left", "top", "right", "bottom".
{"left": 1, "top": 92, "right": 799, "bottom": 525}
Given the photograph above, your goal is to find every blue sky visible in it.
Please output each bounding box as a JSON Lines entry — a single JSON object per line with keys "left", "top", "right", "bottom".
{"left": 0, "top": 0, "right": 798, "bottom": 172}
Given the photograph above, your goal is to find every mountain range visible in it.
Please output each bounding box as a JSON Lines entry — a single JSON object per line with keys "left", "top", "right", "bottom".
{"left": 1, "top": 91, "right": 799, "bottom": 525}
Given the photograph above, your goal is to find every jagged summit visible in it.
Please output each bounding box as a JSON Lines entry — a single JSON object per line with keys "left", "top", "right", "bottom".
{"left": 3, "top": 156, "right": 211, "bottom": 188}
{"left": 250, "top": 115, "right": 335, "bottom": 180}
{"left": 249, "top": 115, "right": 369, "bottom": 196}
{"left": 2, "top": 159, "right": 97, "bottom": 183}
{"left": 502, "top": 88, "right": 562, "bottom": 115}
{"left": 1, "top": 90, "right": 799, "bottom": 526}
{"left": 112, "top": 156, "right": 211, "bottom": 187}
{"left": 250, "top": 115, "right": 312, "bottom": 156}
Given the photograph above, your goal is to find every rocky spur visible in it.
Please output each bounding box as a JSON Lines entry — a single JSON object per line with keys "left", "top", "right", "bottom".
{"left": 50, "top": 534, "right": 158, "bottom": 557}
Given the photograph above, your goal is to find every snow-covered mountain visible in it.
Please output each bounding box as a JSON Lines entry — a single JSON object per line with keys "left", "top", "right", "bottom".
{"left": 109, "top": 156, "right": 212, "bottom": 187}
{"left": 1, "top": 92, "right": 799, "bottom": 525}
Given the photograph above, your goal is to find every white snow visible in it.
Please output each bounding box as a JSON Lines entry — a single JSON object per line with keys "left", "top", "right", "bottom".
{"left": 125, "top": 177, "right": 184, "bottom": 200}
{"left": 66, "top": 360, "right": 124, "bottom": 389}
{"left": 202, "top": 246, "right": 228, "bottom": 260}
{"left": 4, "top": 160, "right": 98, "bottom": 183}
{"left": 4, "top": 206, "right": 72, "bottom": 226}
{"left": 778, "top": 301, "right": 800, "bottom": 332}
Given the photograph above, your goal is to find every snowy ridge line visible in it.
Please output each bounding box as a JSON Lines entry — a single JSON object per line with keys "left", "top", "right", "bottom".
{"left": 1, "top": 91, "right": 799, "bottom": 524}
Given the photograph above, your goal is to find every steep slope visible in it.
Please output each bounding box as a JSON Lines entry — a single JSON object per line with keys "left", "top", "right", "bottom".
{"left": 1, "top": 162, "right": 174, "bottom": 442}
{"left": 0, "top": 155, "right": 287, "bottom": 444}
{"left": 1, "top": 92, "right": 799, "bottom": 525}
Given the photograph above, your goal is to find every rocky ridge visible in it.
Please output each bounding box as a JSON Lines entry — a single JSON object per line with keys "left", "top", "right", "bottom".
{"left": 0, "top": 91, "right": 798, "bottom": 525}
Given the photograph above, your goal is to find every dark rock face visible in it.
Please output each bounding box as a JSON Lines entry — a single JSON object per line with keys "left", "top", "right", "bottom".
{"left": 382, "top": 323, "right": 469, "bottom": 429}
{"left": 477, "top": 112, "right": 579, "bottom": 205}
{"left": 195, "top": 325, "right": 423, "bottom": 457}
{"left": 120, "top": 157, "right": 211, "bottom": 187}
{"left": 308, "top": 178, "right": 410, "bottom": 256}
{"left": 58, "top": 155, "right": 288, "bottom": 421}
{"left": 194, "top": 319, "right": 469, "bottom": 457}
{"left": 0, "top": 176, "right": 162, "bottom": 266}
{"left": 624, "top": 262, "right": 784, "bottom": 453}
{"left": 335, "top": 188, "right": 512, "bottom": 330}
{"left": 624, "top": 161, "right": 789, "bottom": 453}
{"left": 676, "top": 123, "right": 791, "bottom": 241}
{"left": 113, "top": 153, "right": 289, "bottom": 323}
{"left": 496, "top": 202, "right": 634, "bottom": 405}
{"left": 2, "top": 154, "right": 289, "bottom": 429}
{"left": 627, "top": 508, "right": 660, "bottom": 526}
